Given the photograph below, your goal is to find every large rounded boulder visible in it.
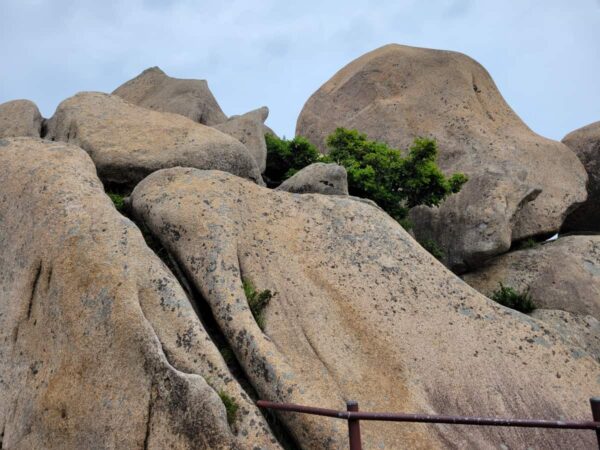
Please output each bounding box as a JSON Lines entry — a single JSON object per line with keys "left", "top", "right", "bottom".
{"left": 296, "top": 44, "right": 587, "bottom": 272}
{"left": 130, "top": 168, "right": 599, "bottom": 449}
{"left": 0, "top": 99, "right": 43, "bottom": 138}
{"left": 0, "top": 137, "right": 277, "bottom": 449}
{"left": 562, "top": 121, "right": 600, "bottom": 232}
{"left": 463, "top": 235, "right": 600, "bottom": 319}
{"left": 113, "top": 66, "right": 228, "bottom": 125}
{"left": 45, "top": 92, "right": 263, "bottom": 188}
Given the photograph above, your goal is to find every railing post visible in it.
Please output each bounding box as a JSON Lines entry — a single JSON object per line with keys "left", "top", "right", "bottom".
{"left": 591, "top": 397, "right": 600, "bottom": 449}
{"left": 347, "top": 401, "right": 362, "bottom": 450}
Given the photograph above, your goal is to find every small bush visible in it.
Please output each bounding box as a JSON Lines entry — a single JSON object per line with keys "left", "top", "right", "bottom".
{"left": 218, "top": 390, "right": 239, "bottom": 426}
{"left": 490, "top": 283, "right": 536, "bottom": 313}
{"left": 242, "top": 278, "right": 275, "bottom": 330}
{"left": 108, "top": 192, "right": 125, "bottom": 211}
{"left": 517, "top": 238, "right": 539, "bottom": 250}
{"left": 264, "top": 133, "right": 320, "bottom": 186}
{"left": 419, "top": 238, "right": 445, "bottom": 261}
{"left": 322, "top": 128, "right": 468, "bottom": 224}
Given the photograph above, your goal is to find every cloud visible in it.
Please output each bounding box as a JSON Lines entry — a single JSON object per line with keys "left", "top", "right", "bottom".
{"left": 0, "top": 0, "right": 598, "bottom": 140}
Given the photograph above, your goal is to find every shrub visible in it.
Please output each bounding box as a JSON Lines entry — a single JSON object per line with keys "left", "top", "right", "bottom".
{"left": 218, "top": 390, "right": 239, "bottom": 426}
{"left": 108, "top": 192, "right": 125, "bottom": 211}
{"left": 264, "top": 133, "right": 320, "bottom": 186}
{"left": 242, "top": 278, "right": 275, "bottom": 330}
{"left": 490, "top": 283, "right": 536, "bottom": 313}
{"left": 322, "top": 128, "right": 467, "bottom": 224}
{"left": 419, "top": 238, "right": 445, "bottom": 261}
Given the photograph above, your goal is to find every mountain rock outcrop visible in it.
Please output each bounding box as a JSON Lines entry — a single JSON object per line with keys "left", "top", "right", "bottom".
{"left": 276, "top": 162, "right": 348, "bottom": 195}
{"left": 463, "top": 235, "right": 600, "bottom": 319}
{"left": 214, "top": 107, "right": 269, "bottom": 172}
{"left": 0, "top": 99, "right": 43, "bottom": 138}
{"left": 113, "top": 67, "right": 228, "bottom": 126}
{"left": 530, "top": 309, "right": 600, "bottom": 361}
{"left": 296, "top": 44, "right": 587, "bottom": 272}
{"left": 130, "top": 168, "right": 599, "bottom": 449}
{"left": 562, "top": 121, "right": 600, "bottom": 232}
{"left": 45, "top": 92, "right": 263, "bottom": 188}
{"left": 0, "top": 137, "right": 277, "bottom": 449}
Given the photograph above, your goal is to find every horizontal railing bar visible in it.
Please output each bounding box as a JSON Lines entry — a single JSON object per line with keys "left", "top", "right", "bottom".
{"left": 256, "top": 400, "right": 600, "bottom": 430}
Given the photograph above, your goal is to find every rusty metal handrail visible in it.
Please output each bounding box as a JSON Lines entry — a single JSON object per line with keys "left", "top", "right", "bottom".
{"left": 257, "top": 398, "right": 600, "bottom": 450}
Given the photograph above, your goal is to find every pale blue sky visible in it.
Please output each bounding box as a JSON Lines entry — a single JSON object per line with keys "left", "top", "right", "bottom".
{"left": 1, "top": 0, "right": 598, "bottom": 140}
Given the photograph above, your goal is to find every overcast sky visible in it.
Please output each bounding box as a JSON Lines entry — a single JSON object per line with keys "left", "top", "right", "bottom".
{"left": 1, "top": 0, "right": 598, "bottom": 140}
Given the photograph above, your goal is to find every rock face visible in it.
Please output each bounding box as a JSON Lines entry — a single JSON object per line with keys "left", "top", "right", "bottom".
{"left": 296, "top": 44, "right": 588, "bottom": 272}
{"left": 0, "top": 137, "right": 277, "bottom": 449}
{"left": 276, "top": 162, "right": 348, "bottom": 195}
{"left": 0, "top": 99, "right": 43, "bottom": 138}
{"left": 214, "top": 107, "right": 269, "bottom": 172}
{"left": 113, "top": 67, "right": 228, "bottom": 126}
{"left": 131, "top": 168, "right": 599, "bottom": 449}
{"left": 530, "top": 310, "right": 600, "bottom": 361}
{"left": 562, "top": 121, "right": 600, "bottom": 232}
{"left": 45, "top": 92, "right": 263, "bottom": 188}
{"left": 463, "top": 235, "right": 600, "bottom": 319}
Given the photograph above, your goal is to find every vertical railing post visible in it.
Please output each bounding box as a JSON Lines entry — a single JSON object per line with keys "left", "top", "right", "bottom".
{"left": 591, "top": 397, "right": 600, "bottom": 449}
{"left": 347, "top": 401, "right": 362, "bottom": 450}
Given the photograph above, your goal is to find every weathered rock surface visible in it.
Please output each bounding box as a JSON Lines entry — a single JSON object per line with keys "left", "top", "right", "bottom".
{"left": 131, "top": 168, "right": 599, "bottom": 449}
{"left": 276, "top": 162, "right": 348, "bottom": 195}
{"left": 562, "top": 121, "right": 600, "bottom": 232}
{"left": 463, "top": 235, "right": 600, "bottom": 319}
{"left": 296, "top": 44, "right": 588, "bottom": 272}
{"left": 531, "top": 309, "right": 600, "bottom": 361}
{"left": 214, "top": 107, "right": 269, "bottom": 172}
{"left": 45, "top": 92, "right": 263, "bottom": 188}
{"left": 0, "top": 137, "right": 277, "bottom": 449}
{"left": 0, "top": 99, "right": 43, "bottom": 138}
{"left": 113, "top": 67, "right": 228, "bottom": 126}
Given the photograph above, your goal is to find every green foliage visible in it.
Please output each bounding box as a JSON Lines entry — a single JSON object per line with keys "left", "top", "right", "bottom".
{"left": 108, "top": 192, "right": 125, "bottom": 211}
{"left": 490, "top": 283, "right": 536, "bottom": 313}
{"left": 517, "top": 238, "right": 539, "bottom": 250}
{"left": 242, "top": 278, "right": 275, "bottom": 330}
{"left": 264, "top": 133, "right": 320, "bottom": 185}
{"left": 218, "top": 390, "right": 239, "bottom": 426}
{"left": 322, "top": 128, "right": 468, "bottom": 223}
{"left": 419, "top": 238, "right": 445, "bottom": 261}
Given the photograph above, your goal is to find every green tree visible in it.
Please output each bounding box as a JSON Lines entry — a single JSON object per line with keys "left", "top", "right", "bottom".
{"left": 264, "top": 133, "right": 320, "bottom": 186}
{"left": 323, "top": 128, "right": 467, "bottom": 224}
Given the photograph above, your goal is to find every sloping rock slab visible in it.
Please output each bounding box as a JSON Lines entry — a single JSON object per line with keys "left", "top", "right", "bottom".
{"left": 562, "top": 121, "right": 600, "bottom": 232}
{"left": 46, "top": 92, "right": 262, "bottom": 188}
{"left": 531, "top": 309, "right": 600, "bottom": 361}
{"left": 131, "top": 168, "right": 599, "bottom": 449}
{"left": 276, "top": 162, "right": 348, "bottom": 195}
{"left": 0, "top": 99, "right": 43, "bottom": 138}
{"left": 0, "top": 137, "right": 277, "bottom": 449}
{"left": 296, "top": 44, "right": 587, "bottom": 272}
{"left": 214, "top": 107, "right": 269, "bottom": 173}
{"left": 113, "top": 67, "right": 228, "bottom": 125}
{"left": 463, "top": 235, "right": 600, "bottom": 319}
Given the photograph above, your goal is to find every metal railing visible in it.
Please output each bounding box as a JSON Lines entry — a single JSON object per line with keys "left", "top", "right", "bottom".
{"left": 257, "top": 398, "right": 600, "bottom": 450}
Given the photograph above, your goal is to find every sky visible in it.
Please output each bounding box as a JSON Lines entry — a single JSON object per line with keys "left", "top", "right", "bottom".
{"left": 0, "top": 0, "right": 599, "bottom": 140}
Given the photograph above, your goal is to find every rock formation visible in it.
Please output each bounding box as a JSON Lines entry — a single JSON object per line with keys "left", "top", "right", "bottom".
{"left": 276, "top": 162, "right": 348, "bottom": 195}
{"left": 296, "top": 44, "right": 588, "bottom": 272}
{"left": 463, "top": 235, "right": 600, "bottom": 319}
{"left": 45, "top": 92, "right": 263, "bottom": 188}
{"left": 0, "top": 99, "right": 43, "bottom": 138}
{"left": 562, "top": 121, "right": 600, "bottom": 231}
{"left": 214, "top": 107, "right": 269, "bottom": 172}
{"left": 0, "top": 137, "right": 278, "bottom": 449}
{"left": 130, "top": 168, "right": 599, "bottom": 449}
{"left": 113, "top": 67, "right": 228, "bottom": 126}
{"left": 530, "top": 310, "right": 600, "bottom": 361}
